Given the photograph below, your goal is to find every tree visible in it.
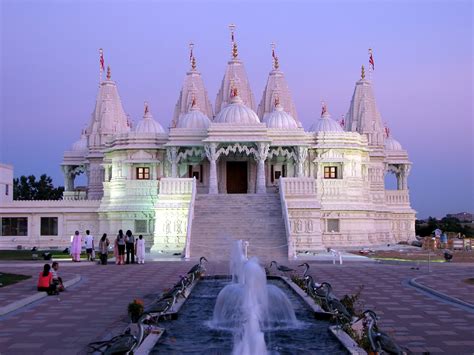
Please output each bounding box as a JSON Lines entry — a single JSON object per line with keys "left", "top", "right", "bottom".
{"left": 13, "top": 174, "right": 64, "bottom": 200}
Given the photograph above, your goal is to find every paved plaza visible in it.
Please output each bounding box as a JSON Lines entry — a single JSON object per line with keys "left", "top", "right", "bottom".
{"left": 0, "top": 258, "right": 473, "bottom": 354}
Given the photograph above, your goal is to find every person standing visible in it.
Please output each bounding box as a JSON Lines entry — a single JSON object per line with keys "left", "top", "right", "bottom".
{"left": 135, "top": 235, "right": 146, "bottom": 264}
{"left": 125, "top": 230, "right": 135, "bottom": 264}
{"left": 99, "top": 233, "right": 110, "bottom": 265}
{"left": 84, "top": 230, "right": 95, "bottom": 261}
{"left": 71, "top": 231, "right": 82, "bottom": 262}
{"left": 116, "top": 230, "right": 125, "bottom": 265}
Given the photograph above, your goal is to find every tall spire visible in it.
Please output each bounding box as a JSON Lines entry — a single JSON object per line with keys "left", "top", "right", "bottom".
{"left": 215, "top": 24, "right": 256, "bottom": 115}
{"left": 172, "top": 43, "right": 213, "bottom": 128}
{"left": 257, "top": 43, "right": 300, "bottom": 126}
{"left": 87, "top": 64, "right": 130, "bottom": 151}
{"left": 345, "top": 67, "right": 385, "bottom": 146}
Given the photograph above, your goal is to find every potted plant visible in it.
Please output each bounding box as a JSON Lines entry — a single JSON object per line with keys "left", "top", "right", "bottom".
{"left": 128, "top": 299, "right": 144, "bottom": 323}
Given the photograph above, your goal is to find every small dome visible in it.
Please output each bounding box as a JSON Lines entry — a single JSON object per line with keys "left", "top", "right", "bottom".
{"left": 71, "top": 131, "right": 87, "bottom": 152}
{"left": 214, "top": 94, "right": 260, "bottom": 125}
{"left": 135, "top": 110, "right": 166, "bottom": 134}
{"left": 264, "top": 104, "right": 298, "bottom": 129}
{"left": 309, "top": 111, "right": 343, "bottom": 133}
{"left": 385, "top": 136, "right": 403, "bottom": 151}
{"left": 177, "top": 106, "right": 211, "bottom": 129}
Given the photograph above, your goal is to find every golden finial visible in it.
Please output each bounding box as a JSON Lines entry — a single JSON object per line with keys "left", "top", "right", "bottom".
{"left": 231, "top": 86, "right": 238, "bottom": 98}
{"left": 274, "top": 95, "right": 280, "bottom": 107}
{"left": 144, "top": 101, "right": 149, "bottom": 115}
{"left": 321, "top": 101, "right": 327, "bottom": 116}
{"left": 106, "top": 66, "right": 111, "bottom": 80}
{"left": 229, "top": 24, "right": 238, "bottom": 59}
{"left": 189, "top": 42, "right": 196, "bottom": 70}
{"left": 361, "top": 65, "right": 366, "bottom": 79}
{"left": 191, "top": 95, "right": 197, "bottom": 108}
{"left": 271, "top": 43, "right": 279, "bottom": 70}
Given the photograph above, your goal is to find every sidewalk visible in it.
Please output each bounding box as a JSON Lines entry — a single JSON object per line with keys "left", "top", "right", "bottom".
{"left": 0, "top": 260, "right": 473, "bottom": 354}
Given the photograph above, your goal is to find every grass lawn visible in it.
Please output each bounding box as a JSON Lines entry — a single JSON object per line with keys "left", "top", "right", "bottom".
{"left": 0, "top": 250, "right": 115, "bottom": 261}
{"left": 0, "top": 250, "right": 71, "bottom": 261}
{"left": 0, "top": 272, "right": 32, "bottom": 287}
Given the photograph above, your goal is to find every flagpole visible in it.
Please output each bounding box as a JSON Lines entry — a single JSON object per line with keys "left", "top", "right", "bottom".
{"left": 368, "top": 48, "right": 373, "bottom": 82}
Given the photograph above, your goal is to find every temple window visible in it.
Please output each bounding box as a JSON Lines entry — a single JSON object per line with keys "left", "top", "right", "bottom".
{"left": 1, "top": 217, "right": 28, "bottom": 236}
{"left": 327, "top": 219, "right": 340, "bottom": 233}
{"left": 40, "top": 217, "right": 58, "bottom": 236}
{"left": 135, "top": 220, "right": 148, "bottom": 234}
{"left": 136, "top": 167, "right": 150, "bottom": 180}
{"left": 324, "top": 166, "right": 338, "bottom": 179}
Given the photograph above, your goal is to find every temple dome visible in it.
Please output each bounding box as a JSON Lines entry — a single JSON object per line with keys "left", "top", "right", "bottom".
{"left": 309, "top": 111, "right": 343, "bottom": 133}
{"left": 71, "top": 131, "right": 87, "bottom": 152}
{"left": 177, "top": 105, "right": 211, "bottom": 129}
{"left": 384, "top": 136, "right": 403, "bottom": 151}
{"left": 135, "top": 108, "right": 165, "bottom": 134}
{"left": 264, "top": 103, "right": 298, "bottom": 129}
{"left": 214, "top": 94, "right": 260, "bottom": 125}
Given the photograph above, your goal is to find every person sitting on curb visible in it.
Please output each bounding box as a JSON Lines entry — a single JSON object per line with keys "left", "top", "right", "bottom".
{"left": 51, "top": 261, "right": 65, "bottom": 291}
{"left": 37, "top": 264, "right": 58, "bottom": 295}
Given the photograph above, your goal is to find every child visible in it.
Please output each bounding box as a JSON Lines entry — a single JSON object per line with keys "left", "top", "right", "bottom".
{"left": 135, "top": 235, "right": 146, "bottom": 264}
{"left": 51, "top": 261, "right": 65, "bottom": 291}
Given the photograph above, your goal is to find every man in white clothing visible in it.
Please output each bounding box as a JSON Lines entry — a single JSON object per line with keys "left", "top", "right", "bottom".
{"left": 84, "top": 230, "right": 94, "bottom": 261}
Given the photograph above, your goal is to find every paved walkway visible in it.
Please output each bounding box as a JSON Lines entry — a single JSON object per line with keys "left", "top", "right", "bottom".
{"left": 0, "top": 259, "right": 473, "bottom": 354}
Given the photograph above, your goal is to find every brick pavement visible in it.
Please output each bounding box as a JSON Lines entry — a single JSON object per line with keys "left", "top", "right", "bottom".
{"left": 0, "top": 260, "right": 472, "bottom": 354}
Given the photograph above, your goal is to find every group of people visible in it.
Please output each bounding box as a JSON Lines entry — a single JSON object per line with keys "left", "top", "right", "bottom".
{"left": 37, "top": 262, "right": 65, "bottom": 295}
{"left": 114, "top": 230, "right": 146, "bottom": 265}
{"left": 69, "top": 229, "right": 145, "bottom": 265}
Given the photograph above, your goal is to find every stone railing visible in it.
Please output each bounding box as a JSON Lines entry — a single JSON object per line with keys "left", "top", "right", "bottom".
{"left": 280, "top": 177, "right": 316, "bottom": 196}
{"left": 385, "top": 190, "right": 410, "bottom": 205}
{"left": 279, "top": 179, "right": 294, "bottom": 259}
{"left": 318, "top": 179, "right": 344, "bottom": 197}
{"left": 63, "top": 191, "right": 88, "bottom": 201}
{"left": 184, "top": 178, "right": 197, "bottom": 259}
{"left": 125, "top": 180, "right": 159, "bottom": 196}
{"left": 159, "top": 178, "right": 194, "bottom": 195}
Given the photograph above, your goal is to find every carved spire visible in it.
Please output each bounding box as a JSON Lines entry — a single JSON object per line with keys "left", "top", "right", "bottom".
{"left": 361, "top": 65, "right": 366, "bottom": 80}
{"left": 271, "top": 42, "right": 279, "bottom": 70}
{"left": 106, "top": 66, "right": 111, "bottom": 80}
{"left": 229, "top": 23, "right": 238, "bottom": 59}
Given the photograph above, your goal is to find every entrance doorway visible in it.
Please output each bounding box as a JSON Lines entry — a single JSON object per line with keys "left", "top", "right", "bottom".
{"left": 226, "top": 161, "right": 248, "bottom": 193}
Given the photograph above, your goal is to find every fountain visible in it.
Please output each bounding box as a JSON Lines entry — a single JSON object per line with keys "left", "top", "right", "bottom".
{"left": 212, "top": 241, "right": 297, "bottom": 354}
{"left": 151, "top": 240, "right": 347, "bottom": 354}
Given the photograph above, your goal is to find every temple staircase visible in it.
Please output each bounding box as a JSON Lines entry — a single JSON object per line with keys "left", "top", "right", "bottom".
{"left": 189, "top": 193, "right": 288, "bottom": 260}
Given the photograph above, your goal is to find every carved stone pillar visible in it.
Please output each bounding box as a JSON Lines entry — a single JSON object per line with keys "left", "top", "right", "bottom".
{"left": 402, "top": 165, "right": 410, "bottom": 190}
{"left": 166, "top": 147, "right": 179, "bottom": 178}
{"left": 204, "top": 143, "right": 219, "bottom": 194}
{"left": 255, "top": 143, "right": 270, "bottom": 194}
{"left": 295, "top": 146, "right": 308, "bottom": 177}
{"left": 61, "top": 165, "right": 74, "bottom": 191}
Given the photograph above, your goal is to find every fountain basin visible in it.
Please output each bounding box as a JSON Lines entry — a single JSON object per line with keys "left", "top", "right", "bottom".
{"left": 151, "top": 276, "right": 348, "bottom": 354}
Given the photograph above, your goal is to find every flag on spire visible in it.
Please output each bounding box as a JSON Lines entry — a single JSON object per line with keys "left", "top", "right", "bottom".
{"left": 99, "top": 48, "right": 105, "bottom": 71}
{"left": 368, "top": 49, "right": 375, "bottom": 71}
{"left": 189, "top": 42, "right": 194, "bottom": 61}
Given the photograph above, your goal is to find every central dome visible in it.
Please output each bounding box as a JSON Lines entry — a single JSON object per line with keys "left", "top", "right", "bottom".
{"left": 214, "top": 94, "right": 260, "bottom": 124}
{"left": 309, "top": 111, "right": 343, "bottom": 133}
{"left": 135, "top": 105, "right": 166, "bottom": 134}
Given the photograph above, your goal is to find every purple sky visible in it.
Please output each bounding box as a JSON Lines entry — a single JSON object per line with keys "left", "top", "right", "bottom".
{"left": 1, "top": 0, "right": 472, "bottom": 218}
